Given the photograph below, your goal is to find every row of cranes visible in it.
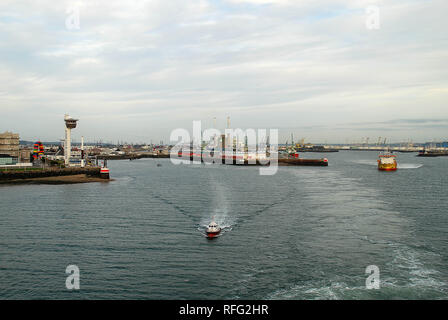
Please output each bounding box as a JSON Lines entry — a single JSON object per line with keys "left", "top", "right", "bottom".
{"left": 285, "top": 134, "right": 311, "bottom": 148}
{"left": 285, "top": 134, "right": 392, "bottom": 148}
{"left": 361, "top": 137, "right": 415, "bottom": 147}
{"left": 284, "top": 134, "right": 417, "bottom": 149}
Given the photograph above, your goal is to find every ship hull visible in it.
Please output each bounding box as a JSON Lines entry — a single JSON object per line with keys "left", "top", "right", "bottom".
{"left": 378, "top": 167, "right": 397, "bottom": 171}
{"left": 206, "top": 231, "right": 220, "bottom": 238}
{"left": 179, "top": 153, "right": 329, "bottom": 167}
{"left": 279, "top": 158, "right": 328, "bottom": 166}
{"left": 377, "top": 160, "right": 397, "bottom": 171}
{"left": 418, "top": 152, "right": 448, "bottom": 157}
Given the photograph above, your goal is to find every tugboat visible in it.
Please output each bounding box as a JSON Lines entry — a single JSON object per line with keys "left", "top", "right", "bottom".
{"left": 378, "top": 151, "right": 397, "bottom": 171}
{"left": 206, "top": 219, "right": 221, "bottom": 238}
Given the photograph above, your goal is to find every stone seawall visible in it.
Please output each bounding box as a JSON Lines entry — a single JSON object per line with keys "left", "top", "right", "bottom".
{"left": 0, "top": 167, "right": 101, "bottom": 181}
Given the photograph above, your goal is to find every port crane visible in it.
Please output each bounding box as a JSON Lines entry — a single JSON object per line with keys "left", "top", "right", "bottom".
{"left": 377, "top": 137, "right": 382, "bottom": 146}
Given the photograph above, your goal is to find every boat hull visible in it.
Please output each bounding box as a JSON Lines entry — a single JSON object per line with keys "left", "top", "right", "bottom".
{"left": 418, "top": 152, "right": 448, "bottom": 157}
{"left": 178, "top": 153, "right": 329, "bottom": 166}
{"left": 378, "top": 167, "right": 397, "bottom": 171}
{"left": 206, "top": 231, "right": 221, "bottom": 238}
{"left": 279, "top": 158, "right": 328, "bottom": 166}
{"left": 377, "top": 160, "right": 397, "bottom": 171}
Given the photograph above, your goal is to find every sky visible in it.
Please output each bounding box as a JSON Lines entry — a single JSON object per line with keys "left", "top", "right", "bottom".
{"left": 0, "top": 0, "right": 447, "bottom": 144}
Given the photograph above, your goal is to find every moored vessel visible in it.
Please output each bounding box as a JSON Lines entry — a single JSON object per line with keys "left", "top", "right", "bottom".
{"left": 417, "top": 148, "right": 448, "bottom": 157}
{"left": 280, "top": 152, "right": 329, "bottom": 166}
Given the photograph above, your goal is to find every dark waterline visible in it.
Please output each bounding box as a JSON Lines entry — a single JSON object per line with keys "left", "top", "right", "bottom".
{"left": 1, "top": 151, "right": 447, "bottom": 299}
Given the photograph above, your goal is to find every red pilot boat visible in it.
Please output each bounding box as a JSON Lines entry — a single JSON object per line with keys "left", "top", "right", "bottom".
{"left": 206, "top": 219, "right": 221, "bottom": 238}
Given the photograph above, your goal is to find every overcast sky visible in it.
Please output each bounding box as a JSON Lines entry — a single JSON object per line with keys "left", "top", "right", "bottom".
{"left": 0, "top": 0, "right": 447, "bottom": 144}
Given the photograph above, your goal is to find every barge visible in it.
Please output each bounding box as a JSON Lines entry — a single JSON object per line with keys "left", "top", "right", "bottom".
{"left": 177, "top": 151, "right": 329, "bottom": 167}
{"left": 417, "top": 150, "right": 448, "bottom": 157}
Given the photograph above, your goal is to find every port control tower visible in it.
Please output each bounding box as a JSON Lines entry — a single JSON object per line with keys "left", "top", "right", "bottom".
{"left": 64, "top": 114, "right": 78, "bottom": 166}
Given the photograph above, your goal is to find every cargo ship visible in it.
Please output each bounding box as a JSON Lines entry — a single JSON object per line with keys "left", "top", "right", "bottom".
{"left": 177, "top": 150, "right": 329, "bottom": 166}
{"left": 378, "top": 152, "right": 397, "bottom": 171}
{"left": 280, "top": 152, "right": 328, "bottom": 166}
{"left": 417, "top": 148, "right": 448, "bottom": 157}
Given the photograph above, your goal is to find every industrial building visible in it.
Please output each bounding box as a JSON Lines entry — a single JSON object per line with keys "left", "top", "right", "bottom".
{"left": 0, "top": 131, "right": 20, "bottom": 165}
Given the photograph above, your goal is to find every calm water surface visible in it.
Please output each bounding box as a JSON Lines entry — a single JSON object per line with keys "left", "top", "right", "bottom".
{"left": 1, "top": 151, "right": 447, "bottom": 299}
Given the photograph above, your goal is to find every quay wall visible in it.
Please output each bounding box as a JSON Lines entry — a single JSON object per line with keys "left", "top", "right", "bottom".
{"left": 0, "top": 167, "right": 101, "bottom": 181}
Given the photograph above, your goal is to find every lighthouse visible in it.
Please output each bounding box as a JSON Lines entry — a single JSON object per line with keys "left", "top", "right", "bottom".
{"left": 64, "top": 114, "right": 78, "bottom": 166}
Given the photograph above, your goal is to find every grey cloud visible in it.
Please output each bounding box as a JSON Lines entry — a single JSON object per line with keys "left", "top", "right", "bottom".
{"left": 0, "top": 0, "right": 447, "bottom": 143}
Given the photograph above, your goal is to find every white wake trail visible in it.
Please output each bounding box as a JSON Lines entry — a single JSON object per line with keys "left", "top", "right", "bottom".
{"left": 198, "top": 177, "right": 235, "bottom": 233}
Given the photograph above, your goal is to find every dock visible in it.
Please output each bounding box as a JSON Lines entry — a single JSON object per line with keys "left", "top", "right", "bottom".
{"left": 0, "top": 167, "right": 108, "bottom": 184}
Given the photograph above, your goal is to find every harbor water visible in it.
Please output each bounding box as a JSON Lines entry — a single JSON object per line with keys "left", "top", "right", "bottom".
{"left": 1, "top": 151, "right": 447, "bottom": 299}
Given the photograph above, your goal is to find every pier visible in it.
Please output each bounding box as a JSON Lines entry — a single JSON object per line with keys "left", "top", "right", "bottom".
{"left": 0, "top": 167, "right": 107, "bottom": 184}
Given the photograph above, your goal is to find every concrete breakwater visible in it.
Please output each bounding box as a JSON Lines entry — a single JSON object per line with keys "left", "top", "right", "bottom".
{"left": 0, "top": 167, "right": 101, "bottom": 182}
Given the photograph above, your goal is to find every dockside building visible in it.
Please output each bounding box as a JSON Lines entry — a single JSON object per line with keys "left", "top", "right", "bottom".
{"left": 0, "top": 131, "right": 20, "bottom": 165}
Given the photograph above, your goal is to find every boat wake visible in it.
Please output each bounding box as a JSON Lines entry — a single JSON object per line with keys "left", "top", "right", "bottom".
{"left": 197, "top": 176, "right": 235, "bottom": 237}
{"left": 352, "top": 160, "right": 423, "bottom": 169}
{"left": 265, "top": 243, "right": 448, "bottom": 299}
{"left": 397, "top": 164, "right": 423, "bottom": 169}
{"left": 351, "top": 160, "right": 377, "bottom": 166}
{"left": 149, "top": 190, "right": 198, "bottom": 221}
